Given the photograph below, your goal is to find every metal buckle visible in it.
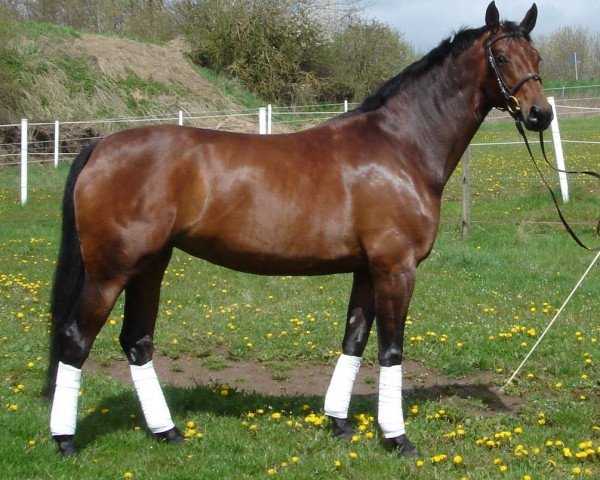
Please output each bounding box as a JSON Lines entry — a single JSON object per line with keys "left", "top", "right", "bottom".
{"left": 506, "top": 96, "right": 521, "bottom": 115}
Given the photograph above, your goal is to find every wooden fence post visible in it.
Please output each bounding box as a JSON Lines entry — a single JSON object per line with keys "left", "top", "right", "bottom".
{"left": 461, "top": 147, "right": 471, "bottom": 239}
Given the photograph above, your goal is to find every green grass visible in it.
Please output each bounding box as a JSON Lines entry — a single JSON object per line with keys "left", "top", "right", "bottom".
{"left": 0, "top": 116, "right": 599, "bottom": 479}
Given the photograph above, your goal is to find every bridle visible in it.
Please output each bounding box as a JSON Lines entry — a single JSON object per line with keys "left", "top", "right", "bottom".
{"left": 486, "top": 30, "right": 600, "bottom": 251}
{"left": 486, "top": 31, "right": 541, "bottom": 118}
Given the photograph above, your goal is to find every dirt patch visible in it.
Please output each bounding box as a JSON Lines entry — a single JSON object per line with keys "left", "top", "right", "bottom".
{"left": 86, "top": 355, "right": 523, "bottom": 415}
{"left": 69, "top": 34, "right": 241, "bottom": 112}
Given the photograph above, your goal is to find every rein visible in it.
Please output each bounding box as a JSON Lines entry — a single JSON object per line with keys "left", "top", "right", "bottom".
{"left": 487, "top": 31, "right": 600, "bottom": 251}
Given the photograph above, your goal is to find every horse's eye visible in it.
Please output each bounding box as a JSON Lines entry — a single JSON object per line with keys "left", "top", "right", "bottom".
{"left": 495, "top": 55, "right": 508, "bottom": 65}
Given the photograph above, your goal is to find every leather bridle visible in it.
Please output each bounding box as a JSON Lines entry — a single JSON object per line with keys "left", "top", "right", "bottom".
{"left": 486, "top": 31, "right": 541, "bottom": 117}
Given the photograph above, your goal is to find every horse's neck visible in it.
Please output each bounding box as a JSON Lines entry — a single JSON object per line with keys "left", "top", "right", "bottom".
{"left": 382, "top": 45, "right": 490, "bottom": 189}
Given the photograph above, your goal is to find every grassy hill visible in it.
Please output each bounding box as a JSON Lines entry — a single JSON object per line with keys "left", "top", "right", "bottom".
{"left": 2, "top": 22, "right": 262, "bottom": 126}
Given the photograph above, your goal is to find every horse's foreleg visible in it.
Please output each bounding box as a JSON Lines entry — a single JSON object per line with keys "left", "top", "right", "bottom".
{"left": 373, "top": 263, "right": 419, "bottom": 457}
{"left": 324, "top": 270, "right": 375, "bottom": 439}
{"left": 119, "top": 250, "right": 182, "bottom": 443}
{"left": 50, "top": 277, "right": 122, "bottom": 455}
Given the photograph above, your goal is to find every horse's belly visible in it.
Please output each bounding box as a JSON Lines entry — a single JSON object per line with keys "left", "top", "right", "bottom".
{"left": 174, "top": 231, "right": 364, "bottom": 276}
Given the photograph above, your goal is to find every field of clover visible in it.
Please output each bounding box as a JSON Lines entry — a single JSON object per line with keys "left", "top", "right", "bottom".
{"left": 0, "top": 116, "right": 598, "bottom": 479}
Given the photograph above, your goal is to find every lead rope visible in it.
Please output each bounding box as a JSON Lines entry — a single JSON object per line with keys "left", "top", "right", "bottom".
{"left": 513, "top": 119, "right": 600, "bottom": 251}
{"left": 502, "top": 249, "right": 600, "bottom": 390}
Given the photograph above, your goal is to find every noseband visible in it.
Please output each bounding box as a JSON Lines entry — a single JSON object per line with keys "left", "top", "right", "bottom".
{"left": 486, "top": 32, "right": 541, "bottom": 116}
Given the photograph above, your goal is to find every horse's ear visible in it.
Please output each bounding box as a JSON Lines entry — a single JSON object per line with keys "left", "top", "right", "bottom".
{"left": 485, "top": 1, "right": 500, "bottom": 29}
{"left": 520, "top": 3, "right": 538, "bottom": 34}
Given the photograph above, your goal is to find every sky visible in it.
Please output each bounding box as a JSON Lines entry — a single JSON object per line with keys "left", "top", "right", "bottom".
{"left": 365, "top": 0, "right": 600, "bottom": 52}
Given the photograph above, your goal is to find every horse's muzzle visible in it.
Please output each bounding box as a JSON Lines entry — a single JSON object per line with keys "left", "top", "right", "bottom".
{"left": 525, "top": 104, "right": 553, "bottom": 132}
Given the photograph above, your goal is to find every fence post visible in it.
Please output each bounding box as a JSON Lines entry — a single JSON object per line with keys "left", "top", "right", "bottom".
{"left": 21, "top": 119, "right": 28, "bottom": 205}
{"left": 344, "top": 99, "right": 348, "bottom": 112}
{"left": 54, "top": 120, "right": 60, "bottom": 167}
{"left": 267, "top": 104, "right": 272, "bottom": 134}
{"left": 547, "top": 97, "right": 569, "bottom": 203}
{"left": 259, "top": 107, "right": 267, "bottom": 134}
{"left": 461, "top": 147, "right": 471, "bottom": 239}
{"left": 178, "top": 110, "right": 184, "bottom": 126}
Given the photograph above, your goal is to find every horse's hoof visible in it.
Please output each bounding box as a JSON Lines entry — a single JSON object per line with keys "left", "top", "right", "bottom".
{"left": 53, "top": 435, "right": 77, "bottom": 456}
{"left": 385, "top": 434, "right": 420, "bottom": 457}
{"left": 327, "top": 416, "right": 355, "bottom": 441}
{"left": 154, "top": 427, "right": 184, "bottom": 444}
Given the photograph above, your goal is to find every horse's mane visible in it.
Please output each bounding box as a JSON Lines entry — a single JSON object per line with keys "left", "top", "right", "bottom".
{"left": 355, "top": 21, "right": 530, "bottom": 113}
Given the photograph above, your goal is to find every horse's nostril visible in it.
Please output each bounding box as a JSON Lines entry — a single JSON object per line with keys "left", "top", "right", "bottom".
{"left": 528, "top": 105, "right": 541, "bottom": 124}
{"left": 526, "top": 105, "right": 553, "bottom": 131}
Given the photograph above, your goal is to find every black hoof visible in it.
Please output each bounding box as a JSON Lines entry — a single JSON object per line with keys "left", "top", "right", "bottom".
{"left": 327, "top": 416, "right": 355, "bottom": 441}
{"left": 384, "top": 434, "right": 420, "bottom": 457}
{"left": 154, "top": 427, "right": 184, "bottom": 444}
{"left": 53, "top": 435, "right": 77, "bottom": 456}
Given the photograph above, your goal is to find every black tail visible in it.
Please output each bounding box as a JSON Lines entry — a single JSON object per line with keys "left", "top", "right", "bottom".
{"left": 45, "top": 142, "right": 98, "bottom": 398}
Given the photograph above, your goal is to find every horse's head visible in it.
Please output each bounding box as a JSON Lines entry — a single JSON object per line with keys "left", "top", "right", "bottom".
{"left": 484, "top": 1, "right": 552, "bottom": 132}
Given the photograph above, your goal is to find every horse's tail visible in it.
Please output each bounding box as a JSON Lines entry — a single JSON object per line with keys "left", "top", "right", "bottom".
{"left": 44, "top": 142, "right": 98, "bottom": 399}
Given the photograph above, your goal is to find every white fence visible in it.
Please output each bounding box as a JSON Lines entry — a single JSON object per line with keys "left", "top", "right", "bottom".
{"left": 2, "top": 97, "right": 600, "bottom": 205}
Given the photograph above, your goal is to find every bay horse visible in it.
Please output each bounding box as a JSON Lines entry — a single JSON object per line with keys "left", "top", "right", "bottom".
{"left": 48, "top": 2, "right": 552, "bottom": 456}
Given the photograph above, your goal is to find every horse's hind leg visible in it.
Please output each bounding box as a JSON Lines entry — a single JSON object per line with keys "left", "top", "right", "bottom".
{"left": 119, "top": 249, "right": 182, "bottom": 443}
{"left": 50, "top": 276, "right": 124, "bottom": 455}
{"left": 324, "top": 270, "right": 375, "bottom": 439}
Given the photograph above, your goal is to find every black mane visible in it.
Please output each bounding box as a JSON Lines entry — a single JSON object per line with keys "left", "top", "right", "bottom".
{"left": 356, "top": 21, "right": 530, "bottom": 113}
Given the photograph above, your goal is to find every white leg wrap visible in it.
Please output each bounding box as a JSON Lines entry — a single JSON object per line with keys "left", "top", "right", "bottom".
{"left": 130, "top": 361, "right": 175, "bottom": 434}
{"left": 324, "top": 354, "right": 361, "bottom": 419}
{"left": 50, "top": 362, "right": 82, "bottom": 436}
{"left": 378, "top": 365, "right": 405, "bottom": 438}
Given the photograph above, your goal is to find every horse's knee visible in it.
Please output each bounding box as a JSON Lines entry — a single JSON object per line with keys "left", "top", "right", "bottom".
{"left": 120, "top": 334, "right": 154, "bottom": 365}
{"left": 57, "top": 323, "right": 92, "bottom": 368}
{"left": 379, "top": 345, "right": 403, "bottom": 367}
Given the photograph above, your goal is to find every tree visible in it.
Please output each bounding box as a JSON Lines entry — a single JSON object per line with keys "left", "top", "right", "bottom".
{"left": 537, "top": 27, "right": 598, "bottom": 81}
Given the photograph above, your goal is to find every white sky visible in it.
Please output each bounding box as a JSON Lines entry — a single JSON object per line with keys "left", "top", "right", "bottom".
{"left": 365, "top": 0, "right": 600, "bottom": 52}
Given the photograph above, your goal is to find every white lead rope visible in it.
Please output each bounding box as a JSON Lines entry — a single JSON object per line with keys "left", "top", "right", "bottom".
{"left": 502, "top": 250, "right": 600, "bottom": 391}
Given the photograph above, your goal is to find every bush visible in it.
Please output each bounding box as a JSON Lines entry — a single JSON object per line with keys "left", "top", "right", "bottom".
{"left": 178, "top": 0, "right": 328, "bottom": 104}
{"left": 325, "top": 20, "right": 416, "bottom": 102}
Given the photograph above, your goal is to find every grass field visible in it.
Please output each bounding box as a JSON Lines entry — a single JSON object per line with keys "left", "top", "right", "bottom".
{"left": 0, "top": 116, "right": 599, "bottom": 479}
